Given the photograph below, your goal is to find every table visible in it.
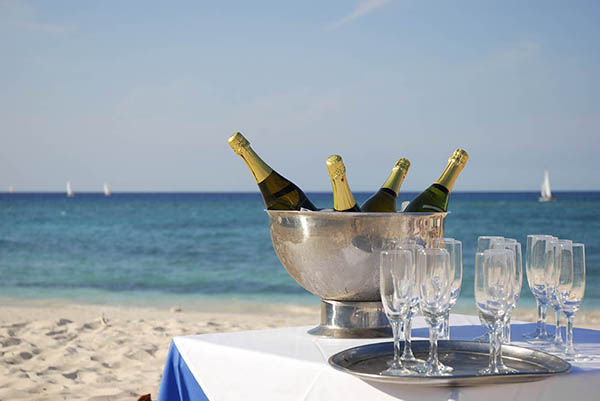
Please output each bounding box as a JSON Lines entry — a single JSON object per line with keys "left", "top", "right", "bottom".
{"left": 158, "top": 314, "right": 600, "bottom": 401}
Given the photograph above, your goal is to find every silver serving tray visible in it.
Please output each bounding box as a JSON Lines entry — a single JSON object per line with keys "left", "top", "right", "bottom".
{"left": 328, "top": 340, "right": 571, "bottom": 386}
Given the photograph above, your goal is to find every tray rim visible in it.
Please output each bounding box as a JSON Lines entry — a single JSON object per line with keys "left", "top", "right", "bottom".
{"left": 328, "top": 340, "right": 571, "bottom": 386}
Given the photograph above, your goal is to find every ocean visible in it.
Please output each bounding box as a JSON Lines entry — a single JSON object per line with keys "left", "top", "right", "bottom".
{"left": 1, "top": 192, "right": 599, "bottom": 312}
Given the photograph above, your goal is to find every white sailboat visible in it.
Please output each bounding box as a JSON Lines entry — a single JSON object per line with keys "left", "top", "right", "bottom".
{"left": 539, "top": 170, "right": 555, "bottom": 202}
{"left": 66, "top": 181, "right": 74, "bottom": 197}
{"left": 8, "top": 185, "right": 14, "bottom": 194}
{"left": 103, "top": 183, "right": 111, "bottom": 197}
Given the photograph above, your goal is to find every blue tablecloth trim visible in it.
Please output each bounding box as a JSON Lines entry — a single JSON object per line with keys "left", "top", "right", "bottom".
{"left": 158, "top": 341, "right": 209, "bottom": 401}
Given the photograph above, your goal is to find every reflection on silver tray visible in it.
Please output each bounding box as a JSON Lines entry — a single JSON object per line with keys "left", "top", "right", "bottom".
{"left": 328, "top": 340, "right": 571, "bottom": 386}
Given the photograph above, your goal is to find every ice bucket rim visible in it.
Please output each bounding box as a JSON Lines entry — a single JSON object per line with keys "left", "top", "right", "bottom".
{"left": 265, "top": 210, "right": 448, "bottom": 218}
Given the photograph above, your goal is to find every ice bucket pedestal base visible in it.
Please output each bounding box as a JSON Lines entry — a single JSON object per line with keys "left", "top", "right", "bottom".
{"left": 308, "top": 300, "right": 392, "bottom": 338}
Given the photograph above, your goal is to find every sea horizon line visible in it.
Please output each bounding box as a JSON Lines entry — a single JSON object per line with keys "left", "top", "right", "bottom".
{"left": 2, "top": 190, "right": 600, "bottom": 194}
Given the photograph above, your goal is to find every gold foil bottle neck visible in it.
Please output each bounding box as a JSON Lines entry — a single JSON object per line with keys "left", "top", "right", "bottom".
{"left": 383, "top": 158, "right": 410, "bottom": 194}
{"left": 326, "top": 155, "right": 357, "bottom": 211}
{"left": 228, "top": 132, "right": 250, "bottom": 154}
{"left": 326, "top": 155, "right": 346, "bottom": 179}
{"left": 448, "top": 149, "right": 469, "bottom": 166}
{"left": 393, "top": 158, "right": 411, "bottom": 172}
{"left": 435, "top": 149, "right": 468, "bottom": 191}
{"left": 228, "top": 132, "right": 272, "bottom": 183}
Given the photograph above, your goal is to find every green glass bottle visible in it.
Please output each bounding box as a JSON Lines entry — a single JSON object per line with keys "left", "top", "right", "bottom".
{"left": 326, "top": 155, "right": 361, "bottom": 212}
{"left": 361, "top": 158, "right": 411, "bottom": 212}
{"left": 228, "top": 132, "right": 318, "bottom": 211}
{"left": 403, "top": 149, "right": 468, "bottom": 213}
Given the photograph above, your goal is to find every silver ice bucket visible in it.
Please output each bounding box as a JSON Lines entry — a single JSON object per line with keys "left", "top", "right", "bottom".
{"left": 267, "top": 210, "right": 447, "bottom": 338}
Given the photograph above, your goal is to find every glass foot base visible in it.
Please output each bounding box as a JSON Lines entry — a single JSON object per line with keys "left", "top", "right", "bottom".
{"left": 400, "top": 355, "right": 425, "bottom": 365}
{"left": 478, "top": 365, "right": 518, "bottom": 375}
{"left": 412, "top": 361, "right": 453, "bottom": 376}
{"left": 526, "top": 332, "right": 553, "bottom": 345}
{"left": 380, "top": 366, "right": 414, "bottom": 376}
{"left": 545, "top": 342, "right": 565, "bottom": 353}
{"left": 564, "top": 353, "right": 593, "bottom": 362}
{"left": 387, "top": 356, "right": 425, "bottom": 367}
{"left": 523, "top": 327, "right": 552, "bottom": 340}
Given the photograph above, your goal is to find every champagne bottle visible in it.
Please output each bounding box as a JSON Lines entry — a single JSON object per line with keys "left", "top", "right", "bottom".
{"left": 403, "top": 149, "right": 468, "bottom": 213}
{"left": 326, "top": 155, "right": 361, "bottom": 212}
{"left": 361, "top": 158, "right": 411, "bottom": 212}
{"left": 228, "top": 132, "right": 318, "bottom": 211}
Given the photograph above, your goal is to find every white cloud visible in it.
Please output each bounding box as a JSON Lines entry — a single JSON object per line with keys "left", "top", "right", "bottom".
{"left": 327, "top": 0, "right": 391, "bottom": 30}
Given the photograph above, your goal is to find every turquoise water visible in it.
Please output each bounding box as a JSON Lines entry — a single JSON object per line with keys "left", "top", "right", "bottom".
{"left": 1, "top": 192, "right": 599, "bottom": 311}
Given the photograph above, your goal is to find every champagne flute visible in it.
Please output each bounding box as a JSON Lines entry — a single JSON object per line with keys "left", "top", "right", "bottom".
{"left": 525, "top": 235, "right": 557, "bottom": 344}
{"left": 490, "top": 238, "right": 522, "bottom": 344}
{"left": 416, "top": 248, "right": 453, "bottom": 376}
{"left": 475, "top": 248, "right": 516, "bottom": 375}
{"left": 378, "top": 237, "right": 422, "bottom": 366}
{"left": 486, "top": 238, "right": 522, "bottom": 373}
{"left": 523, "top": 235, "right": 545, "bottom": 339}
{"left": 546, "top": 239, "right": 572, "bottom": 351}
{"left": 431, "top": 238, "right": 462, "bottom": 340}
{"left": 557, "top": 243, "right": 592, "bottom": 362}
{"left": 380, "top": 249, "right": 416, "bottom": 375}
{"left": 473, "top": 235, "right": 505, "bottom": 342}
{"left": 396, "top": 241, "right": 424, "bottom": 366}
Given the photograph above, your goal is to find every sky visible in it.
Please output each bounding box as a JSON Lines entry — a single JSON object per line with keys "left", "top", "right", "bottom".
{"left": 1, "top": 0, "right": 599, "bottom": 192}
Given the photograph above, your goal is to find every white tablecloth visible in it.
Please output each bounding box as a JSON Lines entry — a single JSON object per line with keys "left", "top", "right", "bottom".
{"left": 170, "top": 314, "right": 600, "bottom": 401}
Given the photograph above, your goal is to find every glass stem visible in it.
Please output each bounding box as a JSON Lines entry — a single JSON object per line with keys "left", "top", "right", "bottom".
{"left": 402, "top": 316, "right": 415, "bottom": 360}
{"left": 495, "top": 326, "right": 503, "bottom": 372}
{"left": 400, "top": 318, "right": 405, "bottom": 340}
{"left": 495, "top": 321, "right": 506, "bottom": 365}
{"left": 565, "top": 314, "right": 575, "bottom": 356}
{"left": 443, "top": 311, "right": 450, "bottom": 339}
{"left": 428, "top": 321, "right": 440, "bottom": 367}
{"left": 487, "top": 324, "right": 500, "bottom": 373}
{"left": 554, "top": 308, "right": 562, "bottom": 343}
{"left": 391, "top": 319, "right": 401, "bottom": 364}
{"left": 503, "top": 316, "right": 511, "bottom": 344}
{"left": 535, "top": 300, "right": 543, "bottom": 333}
{"left": 540, "top": 302, "right": 548, "bottom": 336}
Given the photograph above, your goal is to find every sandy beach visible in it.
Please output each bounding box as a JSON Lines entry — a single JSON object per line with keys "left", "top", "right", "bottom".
{"left": 0, "top": 299, "right": 319, "bottom": 401}
{"left": 0, "top": 299, "right": 599, "bottom": 401}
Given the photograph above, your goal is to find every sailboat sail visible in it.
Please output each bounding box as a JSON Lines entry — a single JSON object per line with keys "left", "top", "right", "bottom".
{"left": 104, "top": 183, "right": 110, "bottom": 196}
{"left": 66, "top": 181, "right": 74, "bottom": 197}
{"left": 539, "top": 170, "right": 554, "bottom": 202}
